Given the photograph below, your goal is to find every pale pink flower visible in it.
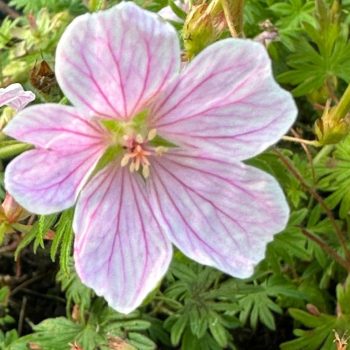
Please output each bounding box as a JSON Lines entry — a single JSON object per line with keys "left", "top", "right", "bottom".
{"left": 4, "top": 3, "right": 297, "bottom": 313}
{"left": 0, "top": 83, "right": 35, "bottom": 111}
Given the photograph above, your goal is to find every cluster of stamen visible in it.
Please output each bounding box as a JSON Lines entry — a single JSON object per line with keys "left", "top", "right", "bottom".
{"left": 120, "top": 129, "right": 157, "bottom": 178}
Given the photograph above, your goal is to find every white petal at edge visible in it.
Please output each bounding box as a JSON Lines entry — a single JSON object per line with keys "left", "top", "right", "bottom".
{"left": 73, "top": 163, "right": 172, "bottom": 313}
{"left": 5, "top": 146, "right": 105, "bottom": 215}
{"left": 0, "top": 83, "right": 35, "bottom": 110}
{"left": 4, "top": 104, "right": 108, "bottom": 153}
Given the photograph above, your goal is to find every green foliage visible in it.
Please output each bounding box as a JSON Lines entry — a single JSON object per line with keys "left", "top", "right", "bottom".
{"left": 161, "top": 258, "right": 240, "bottom": 349}
{"left": 50, "top": 209, "right": 74, "bottom": 273}
{"left": 0, "top": 18, "right": 19, "bottom": 50}
{"left": 0, "top": 287, "right": 18, "bottom": 350}
{"left": 56, "top": 259, "right": 93, "bottom": 315}
{"left": 9, "top": 0, "right": 86, "bottom": 15}
{"left": 317, "top": 136, "right": 350, "bottom": 218}
{"left": 281, "top": 276, "right": 350, "bottom": 349}
{"left": 236, "top": 285, "right": 282, "bottom": 331}
{"left": 0, "top": 330, "right": 20, "bottom": 350}
{"left": 15, "top": 213, "right": 58, "bottom": 258}
{"left": 1, "top": 9, "right": 71, "bottom": 84}
{"left": 278, "top": 0, "right": 350, "bottom": 96}
{"left": 8, "top": 301, "right": 156, "bottom": 350}
{"left": 14, "top": 208, "right": 74, "bottom": 273}
{"left": 0, "top": 287, "right": 14, "bottom": 328}
{"left": 270, "top": 0, "right": 315, "bottom": 30}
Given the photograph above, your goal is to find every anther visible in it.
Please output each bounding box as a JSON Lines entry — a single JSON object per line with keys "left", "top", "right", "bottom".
{"left": 135, "top": 134, "right": 143, "bottom": 144}
{"left": 147, "top": 129, "right": 157, "bottom": 141}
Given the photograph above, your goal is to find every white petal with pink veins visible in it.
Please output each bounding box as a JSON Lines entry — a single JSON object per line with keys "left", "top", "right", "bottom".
{"left": 4, "top": 104, "right": 108, "bottom": 153}
{"left": 74, "top": 163, "right": 172, "bottom": 313}
{"left": 5, "top": 146, "right": 105, "bottom": 214}
{"left": 0, "top": 84, "right": 35, "bottom": 111}
{"left": 149, "top": 150, "right": 289, "bottom": 278}
{"left": 158, "top": 0, "right": 189, "bottom": 23}
{"left": 150, "top": 39, "right": 297, "bottom": 160}
{"left": 56, "top": 2, "right": 180, "bottom": 119}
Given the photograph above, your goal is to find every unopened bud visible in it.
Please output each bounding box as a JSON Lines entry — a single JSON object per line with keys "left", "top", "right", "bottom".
{"left": 44, "top": 229, "right": 56, "bottom": 240}
{"left": 314, "top": 101, "right": 350, "bottom": 145}
{"left": 306, "top": 303, "right": 321, "bottom": 316}
{"left": 254, "top": 20, "right": 278, "bottom": 47}
{"left": 183, "top": 0, "right": 225, "bottom": 59}
{"left": 2, "top": 193, "right": 23, "bottom": 224}
{"left": 71, "top": 304, "right": 80, "bottom": 322}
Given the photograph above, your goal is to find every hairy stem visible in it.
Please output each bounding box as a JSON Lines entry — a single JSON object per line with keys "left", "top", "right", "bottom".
{"left": 220, "top": 0, "right": 239, "bottom": 37}
{"left": 300, "top": 227, "right": 350, "bottom": 272}
{"left": 282, "top": 135, "right": 320, "bottom": 146}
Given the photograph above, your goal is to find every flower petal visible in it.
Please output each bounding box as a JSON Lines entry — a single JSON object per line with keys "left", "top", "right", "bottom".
{"left": 74, "top": 163, "right": 172, "bottom": 313}
{"left": 158, "top": 5, "right": 183, "bottom": 23}
{"left": 150, "top": 39, "right": 297, "bottom": 160}
{"left": 5, "top": 146, "right": 105, "bottom": 214}
{"left": 149, "top": 150, "right": 289, "bottom": 278}
{"left": 0, "top": 84, "right": 35, "bottom": 111}
{"left": 158, "top": 0, "right": 189, "bottom": 23}
{"left": 56, "top": 2, "right": 180, "bottom": 119}
{"left": 4, "top": 104, "right": 107, "bottom": 153}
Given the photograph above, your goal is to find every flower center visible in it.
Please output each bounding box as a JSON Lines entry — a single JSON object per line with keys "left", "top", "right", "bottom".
{"left": 99, "top": 113, "right": 172, "bottom": 179}
{"left": 120, "top": 130, "right": 156, "bottom": 178}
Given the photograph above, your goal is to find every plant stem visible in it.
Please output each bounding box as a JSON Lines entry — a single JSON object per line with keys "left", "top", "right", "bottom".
{"left": 312, "top": 144, "right": 334, "bottom": 165}
{"left": 220, "top": 0, "right": 238, "bottom": 37}
{"left": 300, "top": 227, "right": 350, "bottom": 272}
{"left": 234, "top": 0, "right": 244, "bottom": 36}
{"left": 282, "top": 135, "right": 320, "bottom": 146}
{"left": 290, "top": 129, "right": 316, "bottom": 185}
{"left": 274, "top": 148, "right": 350, "bottom": 263}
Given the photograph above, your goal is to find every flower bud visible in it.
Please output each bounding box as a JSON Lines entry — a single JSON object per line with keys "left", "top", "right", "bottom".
{"left": 254, "top": 20, "right": 278, "bottom": 47}
{"left": 306, "top": 303, "right": 321, "bottom": 316}
{"left": 183, "top": 0, "right": 225, "bottom": 59}
{"left": 315, "top": 101, "right": 350, "bottom": 145}
{"left": 2, "top": 193, "right": 23, "bottom": 224}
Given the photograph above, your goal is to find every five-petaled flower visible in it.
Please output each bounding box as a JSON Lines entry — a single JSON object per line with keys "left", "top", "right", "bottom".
{"left": 4, "top": 3, "right": 297, "bottom": 313}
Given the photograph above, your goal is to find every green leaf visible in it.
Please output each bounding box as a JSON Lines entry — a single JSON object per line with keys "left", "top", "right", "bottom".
{"left": 237, "top": 290, "right": 282, "bottom": 330}
{"left": 10, "top": 317, "right": 81, "bottom": 350}
{"left": 168, "top": 0, "right": 187, "bottom": 20}
{"left": 170, "top": 315, "right": 188, "bottom": 346}
{"left": 128, "top": 332, "right": 156, "bottom": 350}
{"left": 208, "top": 319, "right": 228, "bottom": 348}
{"left": 56, "top": 260, "right": 92, "bottom": 314}
{"left": 15, "top": 213, "right": 58, "bottom": 259}
{"left": 276, "top": 0, "right": 350, "bottom": 95}
{"left": 281, "top": 308, "right": 349, "bottom": 350}
{"left": 189, "top": 306, "right": 208, "bottom": 338}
